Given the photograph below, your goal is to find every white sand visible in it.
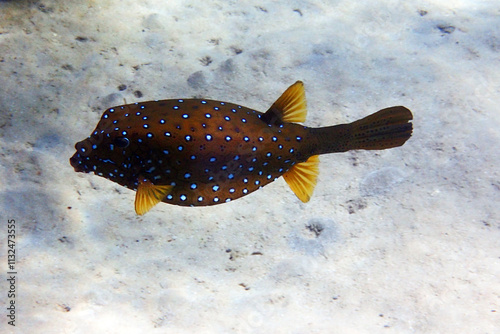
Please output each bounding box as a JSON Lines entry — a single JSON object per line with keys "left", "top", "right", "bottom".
{"left": 1, "top": 0, "right": 498, "bottom": 333}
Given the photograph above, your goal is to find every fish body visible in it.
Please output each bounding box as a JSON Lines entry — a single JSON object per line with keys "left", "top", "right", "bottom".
{"left": 70, "top": 82, "right": 413, "bottom": 214}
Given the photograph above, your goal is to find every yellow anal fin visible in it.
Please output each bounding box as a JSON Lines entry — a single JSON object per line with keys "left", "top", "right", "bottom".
{"left": 283, "top": 155, "right": 320, "bottom": 203}
{"left": 135, "top": 178, "right": 173, "bottom": 215}
{"left": 266, "top": 81, "right": 307, "bottom": 123}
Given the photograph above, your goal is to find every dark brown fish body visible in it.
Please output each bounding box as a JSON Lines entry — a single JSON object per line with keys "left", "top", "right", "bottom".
{"left": 70, "top": 82, "right": 413, "bottom": 214}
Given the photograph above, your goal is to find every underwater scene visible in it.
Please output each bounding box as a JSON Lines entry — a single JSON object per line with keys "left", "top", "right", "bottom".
{"left": 0, "top": 0, "right": 498, "bottom": 333}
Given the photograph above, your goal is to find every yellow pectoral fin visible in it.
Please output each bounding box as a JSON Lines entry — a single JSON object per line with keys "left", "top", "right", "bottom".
{"left": 283, "top": 155, "right": 320, "bottom": 203}
{"left": 135, "top": 178, "right": 173, "bottom": 215}
{"left": 271, "top": 81, "right": 308, "bottom": 123}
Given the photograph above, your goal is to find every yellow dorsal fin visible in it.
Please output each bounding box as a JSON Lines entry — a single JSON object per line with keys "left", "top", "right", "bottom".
{"left": 282, "top": 155, "right": 320, "bottom": 203}
{"left": 135, "top": 178, "right": 173, "bottom": 215}
{"left": 267, "top": 81, "right": 307, "bottom": 123}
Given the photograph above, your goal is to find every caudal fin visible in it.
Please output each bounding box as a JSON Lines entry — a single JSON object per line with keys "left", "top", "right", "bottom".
{"left": 349, "top": 106, "right": 413, "bottom": 150}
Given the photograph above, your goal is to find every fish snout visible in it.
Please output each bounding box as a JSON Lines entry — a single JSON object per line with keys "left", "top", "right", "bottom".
{"left": 70, "top": 152, "right": 87, "bottom": 173}
{"left": 70, "top": 139, "right": 94, "bottom": 173}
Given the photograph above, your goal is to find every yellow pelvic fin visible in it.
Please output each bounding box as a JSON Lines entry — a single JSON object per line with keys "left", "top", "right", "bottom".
{"left": 282, "top": 155, "right": 320, "bottom": 203}
{"left": 270, "top": 81, "right": 308, "bottom": 123}
{"left": 135, "top": 178, "right": 173, "bottom": 215}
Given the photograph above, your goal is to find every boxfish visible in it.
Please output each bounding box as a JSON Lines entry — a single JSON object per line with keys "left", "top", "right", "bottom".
{"left": 70, "top": 81, "right": 413, "bottom": 215}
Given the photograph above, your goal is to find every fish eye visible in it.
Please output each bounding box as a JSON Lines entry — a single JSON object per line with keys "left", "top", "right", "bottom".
{"left": 114, "top": 137, "right": 130, "bottom": 148}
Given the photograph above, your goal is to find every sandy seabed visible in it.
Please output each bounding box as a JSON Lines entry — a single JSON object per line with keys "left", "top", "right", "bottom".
{"left": 0, "top": 1, "right": 499, "bottom": 333}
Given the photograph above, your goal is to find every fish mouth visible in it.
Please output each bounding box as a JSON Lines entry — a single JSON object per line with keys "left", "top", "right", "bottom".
{"left": 70, "top": 152, "right": 88, "bottom": 173}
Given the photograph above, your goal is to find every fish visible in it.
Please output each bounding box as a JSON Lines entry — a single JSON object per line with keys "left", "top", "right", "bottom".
{"left": 70, "top": 81, "right": 413, "bottom": 215}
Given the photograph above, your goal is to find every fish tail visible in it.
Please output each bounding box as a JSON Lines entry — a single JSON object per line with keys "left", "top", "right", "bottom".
{"left": 310, "top": 106, "right": 413, "bottom": 154}
{"left": 349, "top": 106, "right": 413, "bottom": 150}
